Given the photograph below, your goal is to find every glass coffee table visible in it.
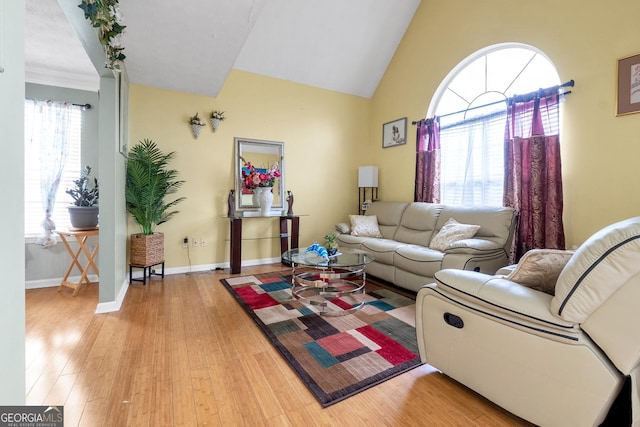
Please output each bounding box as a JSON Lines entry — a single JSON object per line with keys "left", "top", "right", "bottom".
{"left": 281, "top": 248, "right": 374, "bottom": 315}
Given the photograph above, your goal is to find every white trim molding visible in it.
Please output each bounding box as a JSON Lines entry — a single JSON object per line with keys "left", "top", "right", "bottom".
{"left": 95, "top": 278, "right": 128, "bottom": 314}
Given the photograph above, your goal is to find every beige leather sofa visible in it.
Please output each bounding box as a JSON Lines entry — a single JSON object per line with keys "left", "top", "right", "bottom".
{"left": 416, "top": 217, "right": 640, "bottom": 426}
{"left": 335, "top": 201, "right": 517, "bottom": 292}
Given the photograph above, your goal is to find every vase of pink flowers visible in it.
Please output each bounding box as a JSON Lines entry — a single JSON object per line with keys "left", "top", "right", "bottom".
{"left": 241, "top": 158, "right": 281, "bottom": 214}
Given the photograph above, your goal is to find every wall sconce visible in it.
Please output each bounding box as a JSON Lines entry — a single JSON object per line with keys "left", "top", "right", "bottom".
{"left": 189, "top": 113, "right": 206, "bottom": 139}
{"left": 358, "top": 166, "right": 378, "bottom": 214}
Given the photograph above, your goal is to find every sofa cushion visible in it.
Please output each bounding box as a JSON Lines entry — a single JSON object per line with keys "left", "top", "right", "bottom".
{"left": 435, "top": 205, "right": 517, "bottom": 248}
{"left": 360, "top": 238, "right": 407, "bottom": 265}
{"left": 429, "top": 218, "right": 481, "bottom": 252}
{"left": 349, "top": 215, "right": 382, "bottom": 237}
{"left": 445, "top": 238, "right": 503, "bottom": 254}
{"left": 365, "top": 201, "right": 408, "bottom": 239}
{"left": 394, "top": 202, "right": 444, "bottom": 245}
{"left": 506, "top": 249, "right": 574, "bottom": 295}
{"left": 394, "top": 245, "right": 444, "bottom": 278}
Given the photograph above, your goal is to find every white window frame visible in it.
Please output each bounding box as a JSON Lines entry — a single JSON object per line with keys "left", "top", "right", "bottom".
{"left": 426, "top": 43, "right": 560, "bottom": 206}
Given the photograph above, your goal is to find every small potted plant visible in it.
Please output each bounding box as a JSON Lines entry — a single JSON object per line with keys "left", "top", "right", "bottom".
{"left": 324, "top": 232, "right": 339, "bottom": 257}
{"left": 189, "top": 112, "right": 206, "bottom": 138}
{"left": 209, "top": 110, "right": 225, "bottom": 130}
{"left": 66, "top": 165, "right": 99, "bottom": 229}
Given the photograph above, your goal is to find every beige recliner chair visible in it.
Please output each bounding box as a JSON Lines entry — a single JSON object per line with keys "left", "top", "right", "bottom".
{"left": 416, "top": 217, "right": 640, "bottom": 427}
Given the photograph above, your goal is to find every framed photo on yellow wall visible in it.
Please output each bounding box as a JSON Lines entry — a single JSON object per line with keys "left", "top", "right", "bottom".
{"left": 616, "top": 52, "right": 640, "bottom": 116}
{"left": 382, "top": 117, "right": 407, "bottom": 148}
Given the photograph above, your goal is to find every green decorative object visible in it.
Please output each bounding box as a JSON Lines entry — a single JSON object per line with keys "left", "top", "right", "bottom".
{"left": 66, "top": 165, "right": 99, "bottom": 229}
{"left": 66, "top": 165, "right": 99, "bottom": 207}
{"left": 78, "top": 0, "right": 126, "bottom": 70}
{"left": 125, "top": 139, "right": 185, "bottom": 235}
{"left": 324, "top": 232, "right": 339, "bottom": 256}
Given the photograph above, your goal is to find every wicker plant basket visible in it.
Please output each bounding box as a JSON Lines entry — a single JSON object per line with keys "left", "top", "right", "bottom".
{"left": 130, "top": 232, "right": 164, "bottom": 266}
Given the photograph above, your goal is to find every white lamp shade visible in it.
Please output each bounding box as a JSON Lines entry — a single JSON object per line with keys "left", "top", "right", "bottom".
{"left": 358, "top": 166, "right": 378, "bottom": 187}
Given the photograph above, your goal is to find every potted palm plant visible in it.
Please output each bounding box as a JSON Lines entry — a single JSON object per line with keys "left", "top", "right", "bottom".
{"left": 125, "top": 138, "right": 185, "bottom": 266}
{"left": 66, "top": 165, "right": 99, "bottom": 229}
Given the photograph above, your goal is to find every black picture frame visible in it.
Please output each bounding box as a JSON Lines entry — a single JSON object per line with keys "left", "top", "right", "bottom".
{"left": 382, "top": 117, "right": 407, "bottom": 148}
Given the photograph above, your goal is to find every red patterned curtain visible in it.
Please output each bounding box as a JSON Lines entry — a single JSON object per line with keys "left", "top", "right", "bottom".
{"left": 415, "top": 117, "right": 441, "bottom": 203}
{"left": 504, "top": 93, "right": 565, "bottom": 260}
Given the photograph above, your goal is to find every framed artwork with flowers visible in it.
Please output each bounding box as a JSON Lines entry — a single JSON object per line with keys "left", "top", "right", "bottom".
{"left": 616, "top": 52, "right": 640, "bottom": 116}
{"left": 234, "top": 137, "right": 285, "bottom": 213}
{"left": 382, "top": 117, "right": 407, "bottom": 148}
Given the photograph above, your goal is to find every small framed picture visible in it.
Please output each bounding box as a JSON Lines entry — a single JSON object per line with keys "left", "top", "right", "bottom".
{"left": 382, "top": 117, "right": 407, "bottom": 148}
{"left": 616, "top": 52, "right": 640, "bottom": 116}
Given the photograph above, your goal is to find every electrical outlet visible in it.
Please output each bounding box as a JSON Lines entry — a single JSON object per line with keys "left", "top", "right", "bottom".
{"left": 192, "top": 238, "right": 199, "bottom": 247}
{"left": 201, "top": 237, "right": 207, "bottom": 247}
{"left": 182, "top": 237, "right": 189, "bottom": 248}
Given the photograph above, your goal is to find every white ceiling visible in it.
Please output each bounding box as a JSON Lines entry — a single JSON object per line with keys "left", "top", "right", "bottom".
{"left": 25, "top": 0, "right": 421, "bottom": 98}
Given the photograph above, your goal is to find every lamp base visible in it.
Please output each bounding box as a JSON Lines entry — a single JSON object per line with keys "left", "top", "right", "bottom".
{"left": 358, "top": 187, "right": 378, "bottom": 214}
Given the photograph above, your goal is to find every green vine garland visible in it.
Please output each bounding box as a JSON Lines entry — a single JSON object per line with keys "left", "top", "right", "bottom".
{"left": 78, "top": 0, "right": 126, "bottom": 70}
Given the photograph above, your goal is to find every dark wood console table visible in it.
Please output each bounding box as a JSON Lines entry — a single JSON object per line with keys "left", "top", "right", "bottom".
{"left": 229, "top": 214, "right": 301, "bottom": 274}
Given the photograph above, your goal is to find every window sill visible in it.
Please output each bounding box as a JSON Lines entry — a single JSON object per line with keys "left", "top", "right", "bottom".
{"left": 25, "top": 235, "right": 61, "bottom": 245}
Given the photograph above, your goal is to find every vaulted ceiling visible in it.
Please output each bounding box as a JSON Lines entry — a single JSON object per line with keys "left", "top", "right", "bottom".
{"left": 25, "top": 0, "right": 421, "bottom": 98}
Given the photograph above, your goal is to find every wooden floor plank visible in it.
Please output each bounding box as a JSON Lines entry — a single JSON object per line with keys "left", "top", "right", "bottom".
{"left": 25, "top": 264, "right": 533, "bottom": 426}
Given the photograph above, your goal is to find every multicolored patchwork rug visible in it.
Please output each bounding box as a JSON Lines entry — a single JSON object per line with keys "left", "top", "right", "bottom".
{"left": 220, "top": 270, "right": 422, "bottom": 407}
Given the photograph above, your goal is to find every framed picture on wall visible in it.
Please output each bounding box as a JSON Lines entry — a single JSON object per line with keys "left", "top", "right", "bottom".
{"left": 382, "top": 117, "right": 407, "bottom": 148}
{"left": 616, "top": 52, "right": 640, "bottom": 116}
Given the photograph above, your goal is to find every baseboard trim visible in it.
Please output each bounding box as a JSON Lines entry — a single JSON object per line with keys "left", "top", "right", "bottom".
{"left": 164, "top": 257, "right": 281, "bottom": 276}
{"left": 95, "top": 278, "right": 129, "bottom": 314}
{"left": 26, "top": 275, "right": 99, "bottom": 290}
{"left": 26, "top": 257, "right": 283, "bottom": 313}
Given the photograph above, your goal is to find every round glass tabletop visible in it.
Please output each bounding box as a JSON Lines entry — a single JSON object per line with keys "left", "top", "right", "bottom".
{"left": 282, "top": 247, "right": 374, "bottom": 268}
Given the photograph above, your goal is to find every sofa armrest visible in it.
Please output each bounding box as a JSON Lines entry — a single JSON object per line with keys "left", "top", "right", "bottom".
{"left": 335, "top": 222, "right": 350, "bottom": 234}
{"left": 443, "top": 238, "right": 502, "bottom": 254}
{"left": 496, "top": 265, "right": 517, "bottom": 275}
{"left": 433, "top": 269, "right": 577, "bottom": 332}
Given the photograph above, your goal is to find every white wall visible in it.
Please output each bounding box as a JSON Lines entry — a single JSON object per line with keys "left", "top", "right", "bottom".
{"left": 0, "top": 0, "right": 26, "bottom": 404}
{"left": 57, "top": 0, "right": 129, "bottom": 309}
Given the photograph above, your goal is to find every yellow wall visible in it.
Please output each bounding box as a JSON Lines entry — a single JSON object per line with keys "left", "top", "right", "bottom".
{"left": 372, "top": 0, "right": 640, "bottom": 247}
{"left": 129, "top": 70, "right": 371, "bottom": 268}
{"left": 130, "top": 0, "right": 640, "bottom": 266}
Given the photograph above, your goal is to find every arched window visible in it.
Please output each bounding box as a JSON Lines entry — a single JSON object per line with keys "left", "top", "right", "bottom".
{"left": 429, "top": 44, "right": 560, "bottom": 206}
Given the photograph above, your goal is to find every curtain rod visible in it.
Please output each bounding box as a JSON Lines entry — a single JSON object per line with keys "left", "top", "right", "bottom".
{"left": 26, "top": 98, "right": 92, "bottom": 110}
{"left": 412, "top": 79, "right": 574, "bottom": 125}
{"left": 73, "top": 103, "right": 92, "bottom": 110}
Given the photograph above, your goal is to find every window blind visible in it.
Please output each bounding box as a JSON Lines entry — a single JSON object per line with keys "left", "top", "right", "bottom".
{"left": 439, "top": 109, "right": 506, "bottom": 207}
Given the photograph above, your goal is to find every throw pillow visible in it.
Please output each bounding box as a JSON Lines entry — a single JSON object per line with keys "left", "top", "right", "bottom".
{"left": 349, "top": 215, "right": 382, "bottom": 237}
{"left": 506, "top": 249, "right": 575, "bottom": 295}
{"left": 429, "top": 217, "right": 481, "bottom": 252}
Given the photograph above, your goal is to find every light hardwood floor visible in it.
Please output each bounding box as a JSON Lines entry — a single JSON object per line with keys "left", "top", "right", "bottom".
{"left": 25, "top": 265, "right": 532, "bottom": 426}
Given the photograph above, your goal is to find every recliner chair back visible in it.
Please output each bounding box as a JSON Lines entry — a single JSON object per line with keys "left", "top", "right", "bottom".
{"left": 551, "top": 216, "right": 640, "bottom": 375}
